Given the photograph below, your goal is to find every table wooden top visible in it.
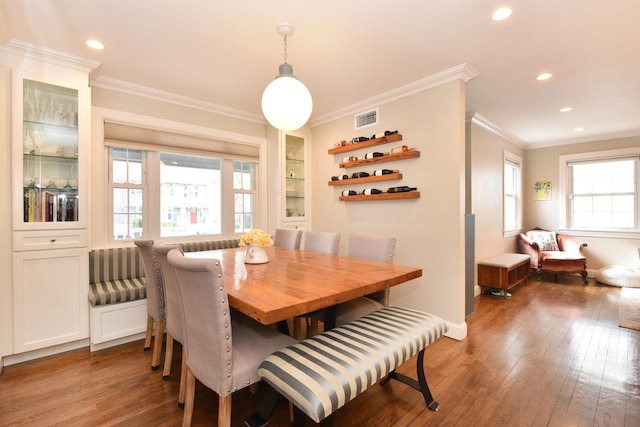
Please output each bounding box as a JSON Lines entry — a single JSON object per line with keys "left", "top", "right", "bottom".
{"left": 186, "top": 246, "right": 422, "bottom": 325}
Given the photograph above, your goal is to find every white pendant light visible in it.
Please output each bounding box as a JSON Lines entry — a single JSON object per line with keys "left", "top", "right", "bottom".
{"left": 261, "top": 22, "right": 313, "bottom": 131}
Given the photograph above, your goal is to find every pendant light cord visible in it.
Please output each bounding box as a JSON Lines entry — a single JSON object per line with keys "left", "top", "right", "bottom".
{"left": 283, "top": 34, "right": 288, "bottom": 64}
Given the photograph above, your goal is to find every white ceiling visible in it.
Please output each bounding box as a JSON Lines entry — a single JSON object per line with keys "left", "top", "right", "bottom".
{"left": 2, "top": 0, "right": 639, "bottom": 148}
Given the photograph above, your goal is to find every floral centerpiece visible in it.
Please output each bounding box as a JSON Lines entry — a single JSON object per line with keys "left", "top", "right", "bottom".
{"left": 239, "top": 229, "right": 274, "bottom": 247}
{"left": 239, "top": 229, "right": 273, "bottom": 264}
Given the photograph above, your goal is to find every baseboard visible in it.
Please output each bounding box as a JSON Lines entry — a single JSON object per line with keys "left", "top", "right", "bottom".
{"left": 90, "top": 332, "right": 146, "bottom": 352}
{"left": 3, "top": 339, "right": 89, "bottom": 367}
{"left": 444, "top": 320, "right": 467, "bottom": 341}
{"left": 474, "top": 284, "right": 482, "bottom": 296}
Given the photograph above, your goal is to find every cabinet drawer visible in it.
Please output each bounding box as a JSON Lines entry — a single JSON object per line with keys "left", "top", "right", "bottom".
{"left": 13, "top": 229, "right": 88, "bottom": 251}
{"left": 281, "top": 222, "right": 308, "bottom": 231}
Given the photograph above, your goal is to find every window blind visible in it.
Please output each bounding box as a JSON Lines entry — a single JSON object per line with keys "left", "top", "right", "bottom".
{"left": 567, "top": 154, "right": 639, "bottom": 167}
{"left": 103, "top": 122, "right": 260, "bottom": 161}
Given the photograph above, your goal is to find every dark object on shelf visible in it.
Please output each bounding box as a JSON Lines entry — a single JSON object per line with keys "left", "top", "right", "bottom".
{"left": 341, "top": 190, "right": 357, "bottom": 196}
{"left": 370, "top": 130, "right": 399, "bottom": 140}
{"left": 387, "top": 186, "right": 417, "bottom": 193}
{"left": 362, "top": 189, "right": 382, "bottom": 195}
{"left": 364, "top": 152, "right": 387, "bottom": 160}
{"left": 351, "top": 171, "right": 370, "bottom": 179}
{"left": 350, "top": 136, "right": 370, "bottom": 143}
{"left": 373, "top": 169, "right": 399, "bottom": 176}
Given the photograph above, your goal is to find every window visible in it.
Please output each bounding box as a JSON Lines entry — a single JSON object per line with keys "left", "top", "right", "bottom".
{"left": 97, "top": 112, "right": 264, "bottom": 245}
{"left": 503, "top": 151, "right": 522, "bottom": 234}
{"left": 109, "top": 148, "right": 257, "bottom": 241}
{"left": 233, "top": 161, "right": 255, "bottom": 233}
{"left": 565, "top": 154, "right": 638, "bottom": 231}
{"left": 159, "top": 153, "right": 222, "bottom": 237}
{"left": 109, "top": 148, "right": 144, "bottom": 240}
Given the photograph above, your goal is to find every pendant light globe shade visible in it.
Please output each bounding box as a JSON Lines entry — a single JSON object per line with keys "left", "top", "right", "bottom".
{"left": 262, "top": 65, "right": 313, "bottom": 131}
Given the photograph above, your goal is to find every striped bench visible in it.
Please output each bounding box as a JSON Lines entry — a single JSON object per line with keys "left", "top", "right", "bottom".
{"left": 254, "top": 306, "right": 448, "bottom": 426}
{"left": 88, "top": 239, "right": 239, "bottom": 350}
{"left": 88, "top": 239, "right": 240, "bottom": 307}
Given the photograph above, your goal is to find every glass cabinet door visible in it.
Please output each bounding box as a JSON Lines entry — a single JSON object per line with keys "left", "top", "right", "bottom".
{"left": 21, "top": 79, "right": 79, "bottom": 223}
{"left": 284, "top": 134, "right": 305, "bottom": 218}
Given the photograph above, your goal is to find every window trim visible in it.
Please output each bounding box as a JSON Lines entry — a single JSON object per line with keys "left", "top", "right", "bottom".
{"left": 559, "top": 147, "right": 640, "bottom": 239}
{"left": 503, "top": 150, "right": 523, "bottom": 237}
{"left": 92, "top": 107, "right": 268, "bottom": 248}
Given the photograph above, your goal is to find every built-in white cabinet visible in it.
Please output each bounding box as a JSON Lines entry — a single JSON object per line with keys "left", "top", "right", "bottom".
{"left": 12, "top": 248, "right": 89, "bottom": 353}
{"left": 12, "top": 72, "right": 89, "bottom": 230}
{"left": 10, "top": 68, "right": 91, "bottom": 355}
{"left": 268, "top": 127, "right": 311, "bottom": 231}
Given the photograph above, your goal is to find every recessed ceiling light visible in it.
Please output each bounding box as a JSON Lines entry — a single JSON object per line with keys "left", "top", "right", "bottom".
{"left": 536, "top": 72, "right": 553, "bottom": 81}
{"left": 492, "top": 6, "right": 513, "bottom": 21}
{"left": 574, "top": 127, "right": 585, "bottom": 132}
{"left": 86, "top": 39, "right": 104, "bottom": 50}
{"left": 560, "top": 107, "right": 573, "bottom": 112}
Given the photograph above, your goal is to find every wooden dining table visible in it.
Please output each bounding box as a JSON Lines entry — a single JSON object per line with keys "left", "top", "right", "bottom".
{"left": 186, "top": 245, "right": 422, "bottom": 326}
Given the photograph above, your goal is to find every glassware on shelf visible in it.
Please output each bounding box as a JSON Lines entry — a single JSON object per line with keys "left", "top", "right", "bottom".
{"left": 21, "top": 79, "right": 80, "bottom": 224}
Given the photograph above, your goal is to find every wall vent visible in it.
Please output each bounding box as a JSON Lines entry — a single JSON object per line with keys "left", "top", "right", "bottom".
{"left": 354, "top": 108, "right": 378, "bottom": 130}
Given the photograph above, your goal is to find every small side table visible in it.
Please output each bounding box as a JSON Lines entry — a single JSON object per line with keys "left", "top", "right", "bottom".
{"left": 478, "top": 253, "right": 531, "bottom": 298}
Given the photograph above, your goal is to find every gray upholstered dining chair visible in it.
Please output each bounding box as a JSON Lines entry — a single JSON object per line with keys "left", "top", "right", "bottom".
{"left": 167, "top": 249, "right": 297, "bottom": 427}
{"left": 333, "top": 234, "right": 396, "bottom": 327}
{"left": 273, "top": 228, "right": 302, "bottom": 249}
{"left": 133, "top": 239, "right": 166, "bottom": 370}
{"left": 153, "top": 242, "right": 187, "bottom": 408}
{"left": 297, "top": 231, "right": 341, "bottom": 338}
{"left": 299, "top": 230, "right": 340, "bottom": 255}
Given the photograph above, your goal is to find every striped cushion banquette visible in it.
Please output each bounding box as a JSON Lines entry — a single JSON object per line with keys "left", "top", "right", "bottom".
{"left": 180, "top": 239, "right": 240, "bottom": 253}
{"left": 88, "top": 247, "right": 145, "bottom": 306}
{"left": 88, "top": 239, "right": 240, "bottom": 307}
{"left": 258, "top": 306, "right": 448, "bottom": 423}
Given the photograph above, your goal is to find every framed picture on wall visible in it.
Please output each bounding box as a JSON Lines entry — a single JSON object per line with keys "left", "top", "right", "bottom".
{"left": 534, "top": 181, "right": 551, "bottom": 201}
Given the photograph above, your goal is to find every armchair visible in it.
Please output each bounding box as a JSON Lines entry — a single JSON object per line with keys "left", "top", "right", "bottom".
{"left": 518, "top": 228, "right": 588, "bottom": 284}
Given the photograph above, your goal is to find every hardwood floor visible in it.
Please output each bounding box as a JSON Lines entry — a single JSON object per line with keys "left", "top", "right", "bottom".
{"left": 1, "top": 276, "right": 638, "bottom": 426}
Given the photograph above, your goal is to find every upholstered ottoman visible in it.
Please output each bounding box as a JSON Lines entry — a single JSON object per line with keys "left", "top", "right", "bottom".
{"left": 595, "top": 265, "right": 640, "bottom": 288}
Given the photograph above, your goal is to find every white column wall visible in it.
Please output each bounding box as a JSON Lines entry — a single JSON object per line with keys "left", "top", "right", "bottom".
{"left": 310, "top": 80, "right": 468, "bottom": 339}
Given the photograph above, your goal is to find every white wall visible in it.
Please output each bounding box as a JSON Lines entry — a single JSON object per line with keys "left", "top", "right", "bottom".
{"left": 524, "top": 135, "right": 640, "bottom": 270}
{"left": 310, "top": 80, "right": 468, "bottom": 339}
{"left": 468, "top": 121, "right": 525, "bottom": 272}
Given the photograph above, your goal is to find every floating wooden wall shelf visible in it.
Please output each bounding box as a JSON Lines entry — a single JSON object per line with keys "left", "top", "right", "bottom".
{"left": 339, "top": 192, "right": 420, "bottom": 201}
{"left": 329, "top": 131, "right": 420, "bottom": 202}
{"left": 328, "top": 172, "right": 403, "bottom": 186}
{"left": 328, "top": 133, "right": 403, "bottom": 155}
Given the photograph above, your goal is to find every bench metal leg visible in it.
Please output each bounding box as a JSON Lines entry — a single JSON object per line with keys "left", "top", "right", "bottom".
{"left": 379, "top": 349, "right": 439, "bottom": 411}
{"left": 244, "top": 386, "right": 280, "bottom": 427}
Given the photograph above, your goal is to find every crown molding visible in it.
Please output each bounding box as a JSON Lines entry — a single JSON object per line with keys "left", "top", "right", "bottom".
{"left": 0, "top": 39, "right": 101, "bottom": 73}
{"left": 466, "top": 111, "right": 527, "bottom": 148}
{"left": 91, "top": 75, "right": 266, "bottom": 125}
{"left": 524, "top": 128, "right": 640, "bottom": 149}
{"left": 311, "top": 63, "right": 480, "bottom": 127}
